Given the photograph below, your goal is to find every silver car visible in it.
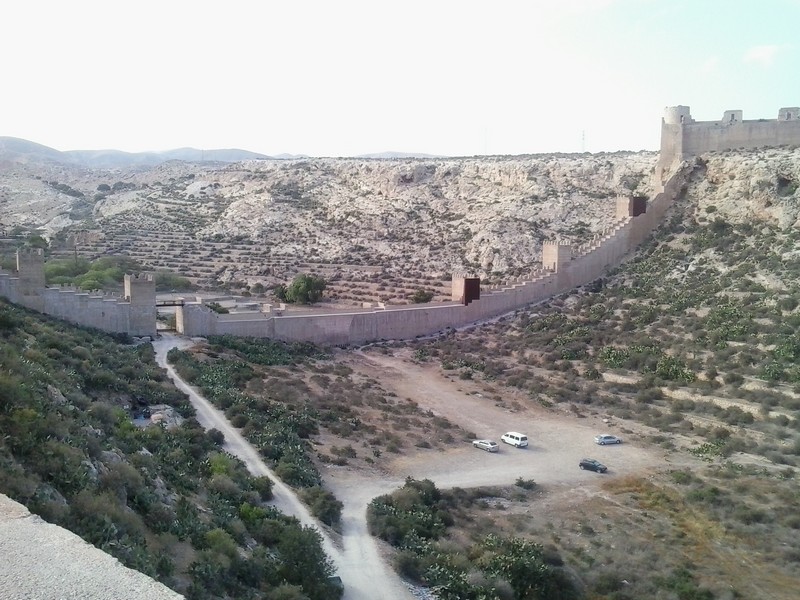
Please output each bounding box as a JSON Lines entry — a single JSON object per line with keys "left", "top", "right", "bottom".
{"left": 473, "top": 439, "right": 499, "bottom": 452}
{"left": 595, "top": 434, "right": 622, "bottom": 445}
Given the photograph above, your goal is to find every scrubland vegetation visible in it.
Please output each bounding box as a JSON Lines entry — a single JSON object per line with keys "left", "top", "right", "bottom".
{"left": 368, "top": 478, "right": 577, "bottom": 600}
{"left": 41, "top": 255, "right": 196, "bottom": 292}
{"left": 392, "top": 189, "right": 800, "bottom": 599}
{"left": 166, "top": 334, "right": 467, "bottom": 526}
{"left": 0, "top": 301, "right": 341, "bottom": 599}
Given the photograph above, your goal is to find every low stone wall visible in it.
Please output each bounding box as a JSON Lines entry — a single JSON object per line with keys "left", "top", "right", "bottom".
{"left": 0, "top": 494, "right": 182, "bottom": 600}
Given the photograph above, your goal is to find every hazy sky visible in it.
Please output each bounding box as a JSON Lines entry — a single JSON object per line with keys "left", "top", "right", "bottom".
{"left": 2, "top": 0, "right": 797, "bottom": 157}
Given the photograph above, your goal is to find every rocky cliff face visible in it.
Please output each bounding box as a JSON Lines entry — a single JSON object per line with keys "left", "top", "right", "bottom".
{"left": 687, "top": 148, "right": 800, "bottom": 229}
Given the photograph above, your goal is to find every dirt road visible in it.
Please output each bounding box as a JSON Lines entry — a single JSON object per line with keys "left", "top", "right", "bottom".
{"left": 152, "top": 335, "right": 414, "bottom": 600}
{"left": 321, "top": 349, "right": 670, "bottom": 589}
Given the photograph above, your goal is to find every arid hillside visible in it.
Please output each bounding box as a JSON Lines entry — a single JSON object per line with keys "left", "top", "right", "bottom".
{"left": 1, "top": 152, "right": 655, "bottom": 296}
{"left": 2, "top": 144, "right": 800, "bottom": 599}
{"left": 2, "top": 147, "right": 799, "bottom": 305}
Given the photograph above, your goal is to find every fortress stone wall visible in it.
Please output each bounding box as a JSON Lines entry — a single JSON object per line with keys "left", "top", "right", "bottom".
{"left": 0, "top": 250, "right": 157, "bottom": 337}
{"left": 175, "top": 165, "right": 691, "bottom": 345}
{"left": 657, "top": 105, "right": 800, "bottom": 181}
{"left": 6, "top": 105, "right": 787, "bottom": 344}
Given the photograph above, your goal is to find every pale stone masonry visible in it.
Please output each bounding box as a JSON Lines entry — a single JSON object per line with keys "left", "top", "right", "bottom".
{"left": 657, "top": 105, "right": 800, "bottom": 181}
{"left": 0, "top": 249, "right": 157, "bottom": 338}
{"left": 174, "top": 165, "right": 691, "bottom": 344}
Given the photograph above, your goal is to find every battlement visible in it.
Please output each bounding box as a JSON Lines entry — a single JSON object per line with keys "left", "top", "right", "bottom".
{"left": 16, "top": 247, "right": 45, "bottom": 257}
{"left": 122, "top": 273, "right": 156, "bottom": 307}
{"left": 659, "top": 105, "right": 800, "bottom": 180}
{"left": 16, "top": 248, "right": 45, "bottom": 270}
{"left": 542, "top": 240, "right": 572, "bottom": 272}
{"left": 665, "top": 106, "right": 800, "bottom": 127}
{"left": 126, "top": 272, "right": 155, "bottom": 282}
{"left": 663, "top": 105, "right": 693, "bottom": 126}
{"left": 0, "top": 256, "right": 156, "bottom": 338}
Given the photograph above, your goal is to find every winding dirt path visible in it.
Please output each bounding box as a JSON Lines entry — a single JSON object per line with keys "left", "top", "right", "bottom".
{"left": 152, "top": 335, "right": 413, "bottom": 600}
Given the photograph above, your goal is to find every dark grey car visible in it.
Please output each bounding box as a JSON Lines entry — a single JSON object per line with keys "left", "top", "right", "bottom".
{"left": 579, "top": 458, "right": 607, "bottom": 473}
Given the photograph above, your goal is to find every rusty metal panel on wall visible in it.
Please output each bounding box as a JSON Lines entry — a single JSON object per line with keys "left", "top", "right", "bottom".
{"left": 464, "top": 277, "right": 480, "bottom": 305}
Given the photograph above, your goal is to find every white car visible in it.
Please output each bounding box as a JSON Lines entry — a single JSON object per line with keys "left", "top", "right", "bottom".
{"left": 595, "top": 434, "right": 622, "bottom": 445}
{"left": 501, "top": 432, "right": 528, "bottom": 448}
{"left": 473, "top": 439, "right": 499, "bottom": 452}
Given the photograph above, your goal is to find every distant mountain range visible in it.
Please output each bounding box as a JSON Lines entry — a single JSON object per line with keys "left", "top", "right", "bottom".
{"left": 0, "top": 137, "right": 441, "bottom": 168}
{"left": 0, "top": 137, "right": 278, "bottom": 168}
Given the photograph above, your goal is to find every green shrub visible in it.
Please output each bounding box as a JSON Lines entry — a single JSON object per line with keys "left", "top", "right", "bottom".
{"left": 300, "top": 487, "right": 343, "bottom": 527}
{"left": 514, "top": 477, "right": 537, "bottom": 490}
{"left": 410, "top": 289, "right": 434, "bottom": 303}
{"left": 275, "top": 274, "right": 327, "bottom": 304}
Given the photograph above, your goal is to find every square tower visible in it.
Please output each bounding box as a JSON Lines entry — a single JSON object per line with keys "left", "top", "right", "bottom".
{"left": 123, "top": 273, "right": 156, "bottom": 337}
{"left": 542, "top": 241, "right": 572, "bottom": 272}
{"left": 124, "top": 273, "right": 156, "bottom": 305}
{"left": 721, "top": 110, "right": 743, "bottom": 125}
{"left": 15, "top": 249, "right": 46, "bottom": 311}
{"left": 452, "top": 274, "right": 481, "bottom": 305}
{"left": 616, "top": 196, "right": 647, "bottom": 219}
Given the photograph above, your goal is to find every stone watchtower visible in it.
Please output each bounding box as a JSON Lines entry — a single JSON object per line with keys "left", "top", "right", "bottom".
{"left": 616, "top": 195, "right": 647, "bottom": 219}
{"left": 16, "top": 249, "right": 46, "bottom": 312}
{"left": 656, "top": 105, "right": 693, "bottom": 185}
{"left": 123, "top": 273, "right": 157, "bottom": 337}
{"left": 451, "top": 273, "right": 481, "bottom": 305}
{"left": 542, "top": 241, "right": 572, "bottom": 272}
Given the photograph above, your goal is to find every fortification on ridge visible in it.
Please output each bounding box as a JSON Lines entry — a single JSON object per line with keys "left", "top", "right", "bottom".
{"left": 657, "top": 105, "right": 800, "bottom": 181}
{"left": 2, "top": 105, "right": 797, "bottom": 344}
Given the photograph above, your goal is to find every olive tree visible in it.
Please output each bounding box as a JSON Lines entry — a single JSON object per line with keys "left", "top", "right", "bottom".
{"left": 275, "top": 274, "right": 327, "bottom": 304}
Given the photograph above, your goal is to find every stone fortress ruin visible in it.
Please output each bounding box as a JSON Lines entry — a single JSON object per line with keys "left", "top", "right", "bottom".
{"left": 1, "top": 105, "right": 798, "bottom": 344}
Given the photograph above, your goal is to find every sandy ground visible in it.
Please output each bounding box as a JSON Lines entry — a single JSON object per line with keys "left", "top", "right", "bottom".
{"left": 154, "top": 336, "right": 670, "bottom": 600}
{"left": 336, "top": 349, "right": 666, "bottom": 486}
{"left": 323, "top": 349, "right": 672, "bottom": 599}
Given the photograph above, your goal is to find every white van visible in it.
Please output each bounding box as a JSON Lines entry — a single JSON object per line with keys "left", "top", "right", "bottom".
{"left": 501, "top": 432, "right": 528, "bottom": 448}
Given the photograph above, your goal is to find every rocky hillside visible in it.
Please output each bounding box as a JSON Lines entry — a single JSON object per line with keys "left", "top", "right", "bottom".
{"left": 2, "top": 152, "right": 657, "bottom": 280}
{"left": 688, "top": 148, "right": 800, "bottom": 228}
{"left": 2, "top": 147, "right": 799, "bottom": 300}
